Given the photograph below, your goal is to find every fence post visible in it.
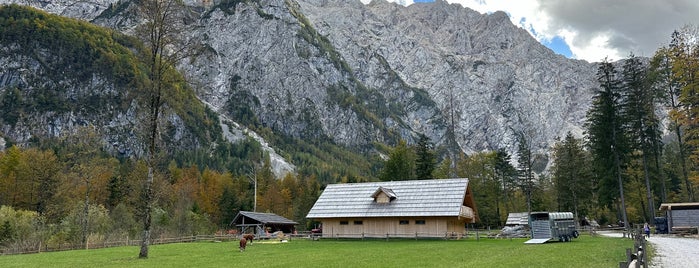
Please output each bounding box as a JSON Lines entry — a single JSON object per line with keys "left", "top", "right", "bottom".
{"left": 626, "top": 248, "right": 632, "bottom": 263}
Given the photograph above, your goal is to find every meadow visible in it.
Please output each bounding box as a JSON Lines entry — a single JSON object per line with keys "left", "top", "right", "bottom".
{"left": 0, "top": 235, "right": 633, "bottom": 268}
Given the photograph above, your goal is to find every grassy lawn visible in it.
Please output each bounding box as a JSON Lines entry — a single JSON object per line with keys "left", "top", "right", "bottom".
{"left": 0, "top": 235, "right": 633, "bottom": 268}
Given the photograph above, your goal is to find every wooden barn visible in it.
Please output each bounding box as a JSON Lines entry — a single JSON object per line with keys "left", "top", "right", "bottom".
{"left": 658, "top": 202, "right": 699, "bottom": 233}
{"left": 231, "top": 211, "right": 298, "bottom": 236}
{"left": 306, "top": 178, "right": 478, "bottom": 238}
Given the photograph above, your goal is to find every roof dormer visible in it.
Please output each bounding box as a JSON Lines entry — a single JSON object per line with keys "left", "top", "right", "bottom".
{"left": 371, "top": 186, "right": 397, "bottom": 203}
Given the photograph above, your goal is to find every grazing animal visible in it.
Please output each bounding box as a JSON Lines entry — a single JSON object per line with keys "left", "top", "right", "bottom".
{"left": 239, "top": 237, "right": 247, "bottom": 252}
{"left": 243, "top": 234, "right": 254, "bottom": 245}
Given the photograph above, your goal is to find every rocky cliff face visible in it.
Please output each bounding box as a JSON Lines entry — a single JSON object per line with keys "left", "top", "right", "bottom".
{"left": 295, "top": 0, "right": 598, "bottom": 156}
{"left": 0, "top": 0, "right": 118, "bottom": 19}
{"left": 1, "top": 0, "right": 601, "bottom": 170}
{"left": 178, "top": 0, "right": 600, "bottom": 159}
{"left": 0, "top": 1, "right": 215, "bottom": 158}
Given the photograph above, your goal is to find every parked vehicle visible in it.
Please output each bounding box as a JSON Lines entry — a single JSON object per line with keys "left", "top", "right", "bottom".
{"left": 525, "top": 212, "right": 579, "bottom": 244}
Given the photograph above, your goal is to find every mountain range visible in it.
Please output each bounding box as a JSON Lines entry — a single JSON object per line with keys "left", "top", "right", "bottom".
{"left": 0, "top": 0, "right": 601, "bottom": 176}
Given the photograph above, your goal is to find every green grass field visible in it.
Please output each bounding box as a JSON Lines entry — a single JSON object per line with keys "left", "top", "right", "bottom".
{"left": 0, "top": 235, "right": 633, "bottom": 268}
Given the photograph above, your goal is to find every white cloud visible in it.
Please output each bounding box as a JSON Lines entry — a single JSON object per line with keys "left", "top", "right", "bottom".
{"left": 360, "top": 0, "right": 699, "bottom": 62}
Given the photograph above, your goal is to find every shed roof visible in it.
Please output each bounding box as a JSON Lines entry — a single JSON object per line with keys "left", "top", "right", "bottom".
{"left": 506, "top": 212, "right": 529, "bottom": 225}
{"left": 306, "top": 178, "right": 473, "bottom": 219}
{"left": 659, "top": 202, "right": 699, "bottom": 211}
{"left": 231, "top": 211, "right": 298, "bottom": 226}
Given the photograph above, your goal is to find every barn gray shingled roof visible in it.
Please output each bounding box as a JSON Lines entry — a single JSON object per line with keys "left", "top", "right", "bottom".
{"left": 306, "top": 178, "right": 469, "bottom": 219}
{"left": 232, "top": 211, "right": 298, "bottom": 225}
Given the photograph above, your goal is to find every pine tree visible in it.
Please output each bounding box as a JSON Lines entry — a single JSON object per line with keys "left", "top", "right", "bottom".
{"left": 494, "top": 149, "right": 517, "bottom": 214}
{"left": 668, "top": 26, "right": 699, "bottom": 201}
{"left": 457, "top": 152, "right": 501, "bottom": 226}
{"left": 379, "top": 140, "right": 415, "bottom": 181}
{"left": 414, "top": 134, "right": 436, "bottom": 180}
{"left": 586, "top": 58, "right": 629, "bottom": 228}
{"left": 551, "top": 132, "right": 593, "bottom": 218}
{"left": 620, "top": 53, "right": 662, "bottom": 221}
{"left": 516, "top": 132, "right": 534, "bottom": 215}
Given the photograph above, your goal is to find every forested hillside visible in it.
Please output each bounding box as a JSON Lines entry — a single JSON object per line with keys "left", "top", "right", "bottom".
{"left": 0, "top": 4, "right": 381, "bottom": 251}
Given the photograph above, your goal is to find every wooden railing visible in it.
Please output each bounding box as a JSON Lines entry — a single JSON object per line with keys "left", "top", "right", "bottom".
{"left": 618, "top": 228, "right": 648, "bottom": 268}
{"left": 0, "top": 234, "right": 240, "bottom": 255}
{"left": 460, "top": 206, "right": 474, "bottom": 219}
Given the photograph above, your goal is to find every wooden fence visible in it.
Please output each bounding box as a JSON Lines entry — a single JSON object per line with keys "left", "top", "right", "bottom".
{"left": 618, "top": 228, "right": 648, "bottom": 268}
{"left": 0, "top": 234, "right": 242, "bottom": 255}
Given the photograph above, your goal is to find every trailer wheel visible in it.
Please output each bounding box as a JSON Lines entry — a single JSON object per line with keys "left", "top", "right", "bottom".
{"left": 572, "top": 231, "right": 579, "bottom": 238}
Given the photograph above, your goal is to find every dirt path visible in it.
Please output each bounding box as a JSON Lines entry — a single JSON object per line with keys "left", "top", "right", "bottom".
{"left": 647, "top": 235, "right": 699, "bottom": 268}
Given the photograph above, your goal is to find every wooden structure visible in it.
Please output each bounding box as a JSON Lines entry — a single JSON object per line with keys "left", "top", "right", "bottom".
{"left": 658, "top": 203, "right": 699, "bottom": 233}
{"left": 505, "top": 212, "right": 529, "bottom": 226}
{"left": 231, "top": 211, "right": 298, "bottom": 236}
{"left": 306, "top": 178, "right": 478, "bottom": 238}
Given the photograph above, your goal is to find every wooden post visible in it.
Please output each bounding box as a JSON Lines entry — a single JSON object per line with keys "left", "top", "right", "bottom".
{"left": 626, "top": 248, "right": 632, "bottom": 263}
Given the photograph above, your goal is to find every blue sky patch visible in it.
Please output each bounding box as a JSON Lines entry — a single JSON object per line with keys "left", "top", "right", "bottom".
{"left": 541, "top": 36, "right": 573, "bottom": 58}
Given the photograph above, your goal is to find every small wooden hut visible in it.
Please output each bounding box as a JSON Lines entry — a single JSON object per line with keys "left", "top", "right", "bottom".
{"left": 306, "top": 178, "right": 478, "bottom": 238}
{"left": 231, "top": 211, "right": 298, "bottom": 236}
{"left": 658, "top": 202, "right": 699, "bottom": 233}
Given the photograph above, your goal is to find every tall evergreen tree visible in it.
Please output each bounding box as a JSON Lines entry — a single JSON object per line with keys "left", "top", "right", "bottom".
{"left": 457, "top": 152, "right": 501, "bottom": 226}
{"left": 585, "top": 58, "right": 629, "bottom": 228}
{"left": 620, "top": 53, "right": 662, "bottom": 221}
{"left": 516, "top": 132, "right": 534, "bottom": 215}
{"left": 551, "top": 132, "right": 593, "bottom": 219}
{"left": 379, "top": 140, "right": 415, "bottom": 181}
{"left": 494, "top": 149, "right": 517, "bottom": 214}
{"left": 414, "top": 134, "right": 436, "bottom": 180}
{"left": 650, "top": 45, "right": 683, "bottom": 202}
{"left": 668, "top": 26, "right": 699, "bottom": 201}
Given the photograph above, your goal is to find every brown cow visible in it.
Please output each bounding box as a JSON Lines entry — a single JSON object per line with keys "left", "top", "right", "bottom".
{"left": 243, "top": 234, "right": 254, "bottom": 245}
{"left": 239, "top": 237, "right": 247, "bottom": 252}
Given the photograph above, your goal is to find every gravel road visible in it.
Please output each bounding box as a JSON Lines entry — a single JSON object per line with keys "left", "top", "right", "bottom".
{"left": 599, "top": 231, "right": 699, "bottom": 267}
{"left": 647, "top": 235, "right": 699, "bottom": 268}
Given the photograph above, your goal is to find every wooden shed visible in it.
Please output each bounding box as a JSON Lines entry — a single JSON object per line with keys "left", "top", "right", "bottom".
{"left": 231, "top": 211, "right": 298, "bottom": 236}
{"left": 658, "top": 202, "right": 699, "bottom": 233}
{"left": 306, "top": 178, "right": 478, "bottom": 238}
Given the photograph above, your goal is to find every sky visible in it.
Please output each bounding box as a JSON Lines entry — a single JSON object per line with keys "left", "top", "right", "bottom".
{"left": 360, "top": 0, "right": 699, "bottom": 62}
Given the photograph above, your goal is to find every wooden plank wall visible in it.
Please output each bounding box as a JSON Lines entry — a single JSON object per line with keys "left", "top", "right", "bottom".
{"left": 669, "top": 209, "right": 699, "bottom": 229}
{"left": 320, "top": 217, "right": 466, "bottom": 238}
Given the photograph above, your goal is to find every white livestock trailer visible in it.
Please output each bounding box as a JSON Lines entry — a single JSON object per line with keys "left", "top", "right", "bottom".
{"left": 525, "top": 212, "right": 578, "bottom": 244}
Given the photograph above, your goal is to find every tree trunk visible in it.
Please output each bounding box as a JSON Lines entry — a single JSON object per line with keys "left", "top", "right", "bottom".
{"left": 139, "top": 166, "right": 154, "bottom": 258}
{"left": 642, "top": 152, "right": 655, "bottom": 221}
